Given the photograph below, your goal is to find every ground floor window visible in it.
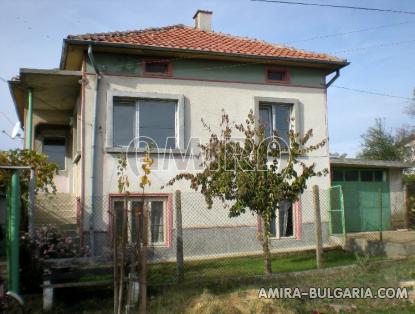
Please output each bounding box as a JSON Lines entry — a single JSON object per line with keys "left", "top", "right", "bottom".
{"left": 111, "top": 197, "right": 168, "bottom": 246}
{"left": 269, "top": 201, "right": 294, "bottom": 238}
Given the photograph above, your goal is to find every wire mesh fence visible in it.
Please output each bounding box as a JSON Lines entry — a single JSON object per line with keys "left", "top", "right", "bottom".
{"left": 28, "top": 188, "right": 334, "bottom": 285}
{"left": 25, "top": 184, "right": 411, "bottom": 286}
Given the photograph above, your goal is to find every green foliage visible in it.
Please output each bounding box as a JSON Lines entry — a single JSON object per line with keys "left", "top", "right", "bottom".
{"left": 357, "top": 118, "right": 404, "bottom": 161}
{"left": 116, "top": 153, "right": 129, "bottom": 194}
{"left": 167, "top": 110, "right": 327, "bottom": 275}
{"left": 0, "top": 149, "right": 59, "bottom": 193}
{"left": 20, "top": 224, "right": 88, "bottom": 293}
{"left": 403, "top": 173, "right": 415, "bottom": 183}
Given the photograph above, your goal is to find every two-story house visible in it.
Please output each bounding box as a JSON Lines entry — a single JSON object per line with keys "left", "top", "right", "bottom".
{"left": 9, "top": 10, "right": 350, "bottom": 259}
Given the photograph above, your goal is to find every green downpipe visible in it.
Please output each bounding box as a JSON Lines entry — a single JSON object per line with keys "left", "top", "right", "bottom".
{"left": 8, "top": 170, "right": 20, "bottom": 293}
{"left": 27, "top": 88, "right": 33, "bottom": 149}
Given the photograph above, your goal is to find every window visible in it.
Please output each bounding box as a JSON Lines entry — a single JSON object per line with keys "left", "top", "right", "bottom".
{"left": 113, "top": 98, "right": 177, "bottom": 149}
{"left": 265, "top": 67, "right": 290, "bottom": 83}
{"left": 332, "top": 169, "right": 343, "bottom": 181}
{"left": 144, "top": 61, "right": 171, "bottom": 76}
{"left": 112, "top": 197, "right": 168, "bottom": 246}
{"left": 259, "top": 103, "right": 292, "bottom": 147}
{"left": 270, "top": 201, "right": 294, "bottom": 238}
{"left": 42, "top": 138, "right": 66, "bottom": 169}
{"left": 345, "top": 170, "right": 358, "bottom": 181}
{"left": 374, "top": 170, "right": 384, "bottom": 182}
{"left": 360, "top": 170, "right": 374, "bottom": 182}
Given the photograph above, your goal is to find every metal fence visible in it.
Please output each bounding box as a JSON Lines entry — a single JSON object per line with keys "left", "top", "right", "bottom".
{"left": 26, "top": 183, "right": 410, "bottom": 285}
{"left": 29, "top": 187, "right": 336, "bottom": 284}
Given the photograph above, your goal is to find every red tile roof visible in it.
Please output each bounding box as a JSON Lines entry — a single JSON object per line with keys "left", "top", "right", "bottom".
{"left": 67, "top": 25, "right": 345, "bottom": 64}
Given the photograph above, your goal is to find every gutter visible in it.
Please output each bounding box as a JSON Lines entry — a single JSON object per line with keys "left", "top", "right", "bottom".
{"left": 87, "top": 45, "right": 102, "bottom": 255}
{"left": 325, "top": 70, "right": 340, "bottom": 88}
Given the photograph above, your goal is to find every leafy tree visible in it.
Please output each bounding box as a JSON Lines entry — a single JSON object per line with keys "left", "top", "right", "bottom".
{"left": 0, "top": 149, "right": 59, "bottom": 193}
{"left": 357, "top": 118, "right": 404, "bottom": 161}
{"left": 166, "top": 110, "right": 326, "bottom": 276}
{"left": 0, "top": 149, "right": 59, "bottom": 230}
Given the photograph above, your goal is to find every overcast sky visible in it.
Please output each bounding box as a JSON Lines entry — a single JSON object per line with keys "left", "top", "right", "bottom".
{"left": 0, "top": 0, "right": 414, "bottom": 156}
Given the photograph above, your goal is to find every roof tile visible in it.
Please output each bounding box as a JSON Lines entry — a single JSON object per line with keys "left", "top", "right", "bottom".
{"left": 67, "top": 25, "right": 345, "bottom": 63}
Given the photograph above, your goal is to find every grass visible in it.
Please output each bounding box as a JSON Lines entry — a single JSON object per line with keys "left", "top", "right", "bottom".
{"left": 149, "top": 249, "right": 361, "bottom": 285}
{"left": 149, "top": 257, "right": 415, "bottom": 314}
{"left": 25, "top": 249, "right": 402, "bottom": 313}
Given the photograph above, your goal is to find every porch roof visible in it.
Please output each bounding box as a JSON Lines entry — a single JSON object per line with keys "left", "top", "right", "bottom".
{"left": 330, "top": 157, "right": 412, "bottom": 169}
{"left": 8, "top": 68, "right": 81, "bottom": 127}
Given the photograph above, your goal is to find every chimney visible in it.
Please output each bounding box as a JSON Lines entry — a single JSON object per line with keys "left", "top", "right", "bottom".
{"left": 193, "top": 10, "right": 212, "bottom": 31}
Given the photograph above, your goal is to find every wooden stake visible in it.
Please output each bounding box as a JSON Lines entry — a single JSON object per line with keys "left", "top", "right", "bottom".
{"left": 139, "top": 200, "right": 149, "bottom": 314}
{"left": 175, "top": 190, "right": 184, "bottom": 283}
{"left": 313, "top": 185, "right": 323, "bottom": 269}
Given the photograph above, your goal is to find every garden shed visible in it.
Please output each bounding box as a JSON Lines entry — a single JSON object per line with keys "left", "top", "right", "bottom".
{"left": 330, "top": 157, "right": 410, "bottom": 233}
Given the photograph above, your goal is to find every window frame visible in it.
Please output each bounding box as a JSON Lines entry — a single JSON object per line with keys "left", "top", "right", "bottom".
{"left": 143, "top": 60, "right": 172, "bottom": 77}
{"left": 42, "top": 137, "right": 67, "bottom": 170}
{"left": 107, "top": 91, "right": 185, "bottom": 151}
{"left": 259, "top": 101, "right": 293, "bottom": 148}
{"left": 255, "top": 97, "right": 302, "bottom": 141}
{"left": 109, "top": 194, "right": 173, "bottom": 247}
{"left": 265, "top": 67, "right": 291, "bottom": 84}
{"left": 269, "top": 201, "right": 296, "bottom": 240}
{"left": 113, "top": 98, "right": 177, "bottom": 149}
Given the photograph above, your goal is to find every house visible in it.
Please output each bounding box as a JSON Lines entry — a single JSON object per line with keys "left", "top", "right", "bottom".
{"left": 9, "top": 10, "right": 352, "bottom": 259}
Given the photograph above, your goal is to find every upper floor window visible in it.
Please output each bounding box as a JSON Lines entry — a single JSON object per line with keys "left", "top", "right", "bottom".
{"left": 43, "top": 137, "right": 66, "bottom": 169}
{"left": 265, "top": 67, "right": 290, "bottom": 83}
{"left": 144, "top": 60, "right": 172, "bottom": 76}
{"left": 259, "top": 102, "right": 292, "bottom": 147}
{"left": 113, "top": 97, "right": 177, "bottom": 149}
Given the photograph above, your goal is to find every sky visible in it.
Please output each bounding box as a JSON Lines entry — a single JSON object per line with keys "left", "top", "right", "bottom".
{"left": 0, "top": 0, "right": 414, "bottom": 156}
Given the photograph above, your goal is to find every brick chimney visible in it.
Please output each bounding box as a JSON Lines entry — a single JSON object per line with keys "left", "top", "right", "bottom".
{"left": 193, "top": 10, "right": 212, "bottom": 31}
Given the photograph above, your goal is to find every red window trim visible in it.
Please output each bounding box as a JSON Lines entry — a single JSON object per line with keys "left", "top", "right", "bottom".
{"left": 265, "top": 67, "right": 291, "bottom": 84}
{"left": 108, "top": 192, "right": 173, "bottom": 248}
{"left": 143, "top": 59, "right": 173, "bottom": 77}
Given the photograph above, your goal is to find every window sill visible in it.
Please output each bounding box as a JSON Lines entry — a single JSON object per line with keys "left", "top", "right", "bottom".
{"left": 105, "top": 147, "right": 189, "bottom": 155}
{"left": 269, "top": 236, "right": 296, "bottom": 240}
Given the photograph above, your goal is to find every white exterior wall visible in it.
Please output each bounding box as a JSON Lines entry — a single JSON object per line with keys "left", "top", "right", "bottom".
{"left": 83, "top": 74, "right": 331, "bottom": 230}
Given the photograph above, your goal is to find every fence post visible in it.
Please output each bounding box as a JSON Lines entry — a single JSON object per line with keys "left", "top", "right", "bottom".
{"left": 175, "top": 190, "right": 184, "bottom": 283}
{"left": 312, "top": 185, "right": 323, "bottom": 269}
{"left": 28, "top": 169, "right": 35, "bottom": 237}
{"left": 379, "top": 187, "right": 383, "bottom": 242}
{"left": 139, "top": 200, "right": 149, "bottom": 314}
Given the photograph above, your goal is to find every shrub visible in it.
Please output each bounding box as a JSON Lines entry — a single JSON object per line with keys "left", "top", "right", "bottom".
{"left": 20, "top": 224, "right": 89, "bottom": 292}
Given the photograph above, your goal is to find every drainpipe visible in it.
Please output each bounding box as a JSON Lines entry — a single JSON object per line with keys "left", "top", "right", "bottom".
{"left": 27, "top": 88, "right": 33, "bottom": 149}
{"left": 87, "top": 45, "right": 102, "bottom": 255}
{"left": 325, "top": 70, "right": 340, "bottom": 88}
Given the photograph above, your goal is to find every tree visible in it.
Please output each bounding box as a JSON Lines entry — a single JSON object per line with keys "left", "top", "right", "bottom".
{"left": 404, "top": 88, "right": 415, "bottom": 118}
{"left": 166, "top": 110, "right": 326, "bottom": 276}
{"left": 357, "top": 118, "right": 404, "bottom": 161}
{"left": 0, "top": 149, "right": 59, "bottom": 230}
{"left": 0, "top": 149, "right": 59, "bottom": 194}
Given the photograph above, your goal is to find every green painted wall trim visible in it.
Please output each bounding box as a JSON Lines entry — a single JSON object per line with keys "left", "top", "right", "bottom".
{"left": 86, "top": 52, "right": 326, "bottom": 88}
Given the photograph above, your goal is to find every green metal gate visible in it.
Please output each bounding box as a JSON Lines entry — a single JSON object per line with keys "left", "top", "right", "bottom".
{"left": 328, "top": 185, "right": 345, "bottom": 236}
{"left": 332, "top": 168, "right": 391, "bottom": 233}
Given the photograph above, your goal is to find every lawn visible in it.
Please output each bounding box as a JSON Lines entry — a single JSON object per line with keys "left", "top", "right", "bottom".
{"left": 25, "top": 249, "right": 407, "bottom": 313}
{"left": 149, "top": 249, "right": 358, "bottom": 285}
